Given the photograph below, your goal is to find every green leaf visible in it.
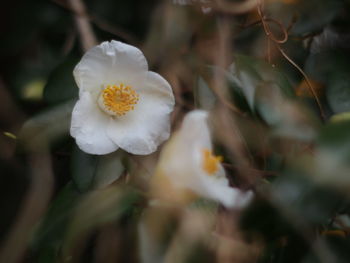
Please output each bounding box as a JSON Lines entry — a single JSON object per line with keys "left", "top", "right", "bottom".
{"left": 62, "top": 186, "right": 141, "bottom": 255}
{"left": 93, "top": 151, "right": 125, "bottom": 189}
{"left": 266, "top": 0, "right": 343, "bottom": 35}
{"left": 227, "top": 55, "right": 318, "bottom": 141}
{"left": 305, "top": 51, "right": 340, "bottom": 84}
{"left": 35, "top": 246, "right": 58, "bottom": 263}
{"left": 20, "top": 101, "right": 75, "bottom": 150}
{"left": 305, "top": 50, "right": 350, "bottom": 114}
{"left": 318, "top": 120, "right": 350, "bottom": 162}
{"left": 71, "top": 147, "right": 98, "bottom": 192}
{"left": 32, "top": 182, "right": 82, "bottom": 251}
{"left": 43, "top": 57, "right": 79, "bottom": 105}
{"left": 71, "top": 147, "right": 124, "bottom": 192}
{"left": 302, "top": 236, "right": 350, "bottom": 263}
{"left": 241, "top": 198, "right": 294, "bottom": 241}
{"left": 195, "top": 77, "right": 216, "bottom": 110}
{"left": 330, "top": 112, "right": 350, "bottom": 123}
{"left": 228, "top": 54, "right": 294, "bottom": 110}
{"left": 272, "top": 173, "right": 342, "bottom": 225}
{"left": 327, "top": 72, "right": 350, "bottom": 113}
{"left": 299, "top": 120, "right": 350, "bottom": 191}
{"left": 189, "top": 198, "right": 218, "bottom": 215}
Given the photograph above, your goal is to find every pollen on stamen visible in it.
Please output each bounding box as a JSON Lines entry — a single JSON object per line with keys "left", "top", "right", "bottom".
{"left": 202, "top": 148, "right": 223, "bottom": 175}
{"left": 98, "top": 83, "right": 139, "bottom": 117}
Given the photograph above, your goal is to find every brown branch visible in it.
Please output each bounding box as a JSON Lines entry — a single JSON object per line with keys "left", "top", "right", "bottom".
{"left": 67, "top": 0, "right": 97, "bottom": 51}
{"left": 52, "top": 0, "right": 139, "bottom": 46}
{"left": 213, "top": 17, "right": 256, "bottom": 186}
{"left": 0, "top": 152, "right": 54, "bottom": 263}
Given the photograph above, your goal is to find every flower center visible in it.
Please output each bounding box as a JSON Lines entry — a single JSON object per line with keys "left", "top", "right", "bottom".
{"left": 202, "top": 148, "right": 223, "bottom": 175}
{"left": 98, "top": 84, "right": 139, "bottom": 116}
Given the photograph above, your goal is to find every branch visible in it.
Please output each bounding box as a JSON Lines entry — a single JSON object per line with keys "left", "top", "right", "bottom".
{"left": 67, "top": 0, "right": 97, "bottom": 51}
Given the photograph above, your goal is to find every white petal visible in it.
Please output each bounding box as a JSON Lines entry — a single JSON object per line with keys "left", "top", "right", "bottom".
{"left": 179, "top": 110, "right": 212, "bottom": 149}
{"left": 159, "top": 110, "right": 213, "bottom": 189}
{"left": 106, "top": 106, "right": 171, "bottom": 155}
{"left": 156, "top": 109, "right": 253, "bottom": 208}
{"left": 192, "top": 154, "right": 253, "bottom": 208}
{"left": 73, "top": 40, "right": 148, "bottom": 95}
{"left": 106, "top": 72, "right": 175, "bottom": 155}
{"left": 136, "top": 72, "right": 174, "bottom": 107}
{"left": 159, "top": 110, "right": 211, "bottom": 174}
{"left": 198, "top": 176, "right": 253, "bottom": 208}
{"left": 70, "top": 92, "right": 118, "bottom": 155}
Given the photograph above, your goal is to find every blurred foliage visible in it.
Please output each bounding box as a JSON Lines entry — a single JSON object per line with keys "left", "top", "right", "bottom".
{"left": 2, "top": 0, "right": 350, "bottom": 262}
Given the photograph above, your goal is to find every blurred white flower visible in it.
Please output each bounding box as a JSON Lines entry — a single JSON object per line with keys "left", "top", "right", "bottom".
{"left": 152, "top": 110, "right": 253, "bottom": 208}
{"left": 70, "top": 40, "right": 175, "bottom": 155}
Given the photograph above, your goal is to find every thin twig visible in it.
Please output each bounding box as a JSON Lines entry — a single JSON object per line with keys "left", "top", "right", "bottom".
{"left": 256, "top": 0, "right": 325, "bottom": 121}
{"left": 277, "top": 45, "right": 326, "bottom": 120}
{"left": 257, "top": 4, "right": 288, "bottom": 44}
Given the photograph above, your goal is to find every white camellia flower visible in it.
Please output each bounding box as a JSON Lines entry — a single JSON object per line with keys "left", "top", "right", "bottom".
{"left": 152, "top": 110, "right": 253, "bottom": 208}
{"left": 70, "top": 40, "right": 175, "bottom": 155}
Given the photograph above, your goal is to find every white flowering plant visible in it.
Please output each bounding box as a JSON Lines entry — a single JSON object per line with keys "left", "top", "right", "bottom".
{"left": 70, "top": 40, "right": 175, "bottom": 155}
{"left": 4, "top": 0, "right": 350, "bottom": 263}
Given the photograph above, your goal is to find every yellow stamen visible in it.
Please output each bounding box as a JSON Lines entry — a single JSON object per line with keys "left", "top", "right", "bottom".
{"left": 99, "top": 84, "right": 139, "bottom": 116}
{"left": 202, "top": 148, "right": 223, "bottom": 175}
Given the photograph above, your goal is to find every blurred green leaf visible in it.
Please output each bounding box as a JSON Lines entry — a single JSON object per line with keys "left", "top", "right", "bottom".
{"left": 305, "top": 51, "right": 341, "bottom": 84}
{"left": 296, "top": 120, "right": 350, "bottom": 191}
{"left": 327, "top": 72, "right": 350, "bottom": 114}
{"left": 63, "top": 186, "right": 141, "bottom": 255}
{"left": 43, "top": 57, "right": 79, "bottom": 105}
{"left": 227, "top": 55, "right": 318, "bottom": 141}
{"left": 257, "top": 83, "right": 318, "bottom": 141}
{"left": 330, "top": 112, "right": 350, "bottom": 122}
{"left": 229, "top": 54, "right": 294, "bottom": 110}
{"left": 241, "top": 198, "right": 294, "bottom": 241}
{"left": 195, "top": 77, "right": 216, "bottom": 110}
{"left": 189, "top": 198, "right": 218, "bottom": 215}
{"left": 318, "top": 120, "right": 350, "bottom": 162}
{"left": 71, "top": 147, "right": 124, "bottom": 192}
{"left": 272, "top": 173, "right": 342, "bottom": 225}
{"left": 305, "top": 50, "right": 350, "bottom": 114}
{"left": 0, "top": 0, "right": 71, "bottom": 55}
{"left": 20, "top": 101, "right": 75, "bottom": 150}
{"left": 36, "top": 246, "right": 58, "bottom": 263}
{"left": 71, "top": 147, "right": 98, "bottom": 192}
{"left": 266, "top": 0, "right": 344, "bottom": 35}
{"left": 302, "top": 236, "right": 350, "bottom": 263}
{"left": 32, "top": 182, "right": 82, "bottom": 251}
{"left": 93, "top": 151, "right": 125, "bottom": 189}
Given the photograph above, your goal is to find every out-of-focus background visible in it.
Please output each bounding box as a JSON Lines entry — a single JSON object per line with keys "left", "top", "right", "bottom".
{"left": 1, "top": 0, "right": 350, "bottom": 262}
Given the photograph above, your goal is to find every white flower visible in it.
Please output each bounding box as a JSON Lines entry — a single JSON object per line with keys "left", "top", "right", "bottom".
{"left": 70, "top": 40, "right": 175, "bottom": 155}
{"left": 152, "top": 110, "right": 253, "bottom": 208}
